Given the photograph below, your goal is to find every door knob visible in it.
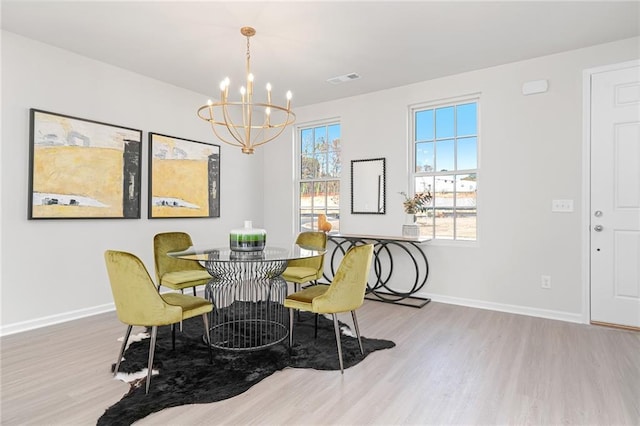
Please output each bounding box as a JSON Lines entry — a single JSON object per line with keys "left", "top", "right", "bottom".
{"left": 594, "top": 225, "right": 603, "bottom": 232}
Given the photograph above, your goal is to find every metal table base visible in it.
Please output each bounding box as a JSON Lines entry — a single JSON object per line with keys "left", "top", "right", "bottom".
{"left": 204, "top": 259, "right": 288, "bottom": 351}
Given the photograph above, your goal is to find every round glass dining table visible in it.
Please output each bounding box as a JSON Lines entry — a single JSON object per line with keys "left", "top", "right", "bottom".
{"left": 168, "top": 244, "right": 325, "bottom": 351}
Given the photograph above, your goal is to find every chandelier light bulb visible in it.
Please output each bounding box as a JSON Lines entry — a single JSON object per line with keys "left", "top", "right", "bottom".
{"left": 207, "top": 99, "right": 213, "bottom": 106}
{"left": 286, "top": 91, "right": 292, "bottom": 109}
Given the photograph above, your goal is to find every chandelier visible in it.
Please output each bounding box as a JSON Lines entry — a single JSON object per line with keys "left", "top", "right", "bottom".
{"left": 197, "top": 27, "right": 296, "bottom": 154}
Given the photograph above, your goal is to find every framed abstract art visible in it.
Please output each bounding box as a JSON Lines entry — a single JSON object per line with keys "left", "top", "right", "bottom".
{"left": 148, "top": 133, "right": 220, "bottom": 218}
{"left": 28, "top": 109, "right": 142, "bottom": 219}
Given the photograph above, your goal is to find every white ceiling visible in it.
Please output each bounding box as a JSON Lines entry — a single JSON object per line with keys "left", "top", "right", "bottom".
{"left": 2, "top": 1, "right": 639, "bottom": 107}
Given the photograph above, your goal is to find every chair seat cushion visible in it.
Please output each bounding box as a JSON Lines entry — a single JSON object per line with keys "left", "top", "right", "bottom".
{"left": 284, "top": 285, "right": 329, "bottom": 311}
{"left": 161, "top": 270, "right": 211, "bottom": 290}
{"left": 281, "top": 266, "right": 319, "bottom": 283}
{"left": 162, "top": 293, "right": 213, "bottom": 319}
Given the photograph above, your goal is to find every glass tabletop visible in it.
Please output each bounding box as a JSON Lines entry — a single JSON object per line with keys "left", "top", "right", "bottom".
{"left": 167, "top": 244, "right": 325, "bottom": 262}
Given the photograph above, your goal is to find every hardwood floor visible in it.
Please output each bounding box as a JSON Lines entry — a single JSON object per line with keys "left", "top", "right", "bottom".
{"left": 1, "top": 301, "right": 639, "bottom": 425}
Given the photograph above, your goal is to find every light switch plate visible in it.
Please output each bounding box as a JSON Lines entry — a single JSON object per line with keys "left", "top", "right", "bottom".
{"left": 552, "top": 199, "right": 574, "bottom": 212}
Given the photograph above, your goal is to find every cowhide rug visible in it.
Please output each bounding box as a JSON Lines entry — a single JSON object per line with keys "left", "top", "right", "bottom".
{"left": 98, "top": 306, "right": 395, "bottom": 425}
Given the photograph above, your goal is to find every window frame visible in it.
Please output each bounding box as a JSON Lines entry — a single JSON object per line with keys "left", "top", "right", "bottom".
{"left": 409, "top": 94, "right": 480, "bottom": 244}
{"left": 294, "top": 119, "right": 342, "bottom": 233}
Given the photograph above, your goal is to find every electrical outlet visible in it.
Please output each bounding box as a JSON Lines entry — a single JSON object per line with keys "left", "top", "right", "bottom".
{"left": 541, "top": 275, "right": 551, "bottom": 289}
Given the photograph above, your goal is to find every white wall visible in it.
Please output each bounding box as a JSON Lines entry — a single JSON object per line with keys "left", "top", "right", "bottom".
{"left": 0, "top": 31, "right": 265, "bottom": 334}
{"left": 263, "top": 37, "right": 640, "bottom": 322}
{"left": 2, "top": 30, "right": 638, "bottom": 334}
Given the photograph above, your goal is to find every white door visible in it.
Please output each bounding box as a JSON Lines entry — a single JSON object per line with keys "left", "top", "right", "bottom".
{"left": 590, "top": 63, "right": 640, "bottom": 328}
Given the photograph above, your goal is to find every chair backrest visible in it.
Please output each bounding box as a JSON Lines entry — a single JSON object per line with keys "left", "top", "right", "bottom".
{"left": 288, "top": 231, "right": 328, "bottom": 279}
{"left": 153, "top": 232, "right": 204, "bottom": 283}
{"left": 105, "top": 250, "right": 182, "bottom": 326}
{"left": 312, "top": 244, "right": 374, "bottom": 313}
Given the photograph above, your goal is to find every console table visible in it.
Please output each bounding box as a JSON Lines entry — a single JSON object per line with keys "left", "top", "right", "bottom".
{"left": 324, "top": 234, "right": 431, "bottom": 308}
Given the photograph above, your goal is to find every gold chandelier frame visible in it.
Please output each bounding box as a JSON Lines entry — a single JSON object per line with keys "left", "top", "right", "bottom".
{"left": 197, "top": 27, "right": 296, "bottom": 154}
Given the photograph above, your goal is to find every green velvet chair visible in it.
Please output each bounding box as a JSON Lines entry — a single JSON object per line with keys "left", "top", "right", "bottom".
{"left": 285, "top": 243, "right": 374, "bottom": 373}
{"left": 104, "top": 250, "right": 213, "bottom": 394}
{"left": 153, "top": 232, "right": 211, "bottom": 296}
{"left": 282, "top": 231, "right": 327, "bottom": 292}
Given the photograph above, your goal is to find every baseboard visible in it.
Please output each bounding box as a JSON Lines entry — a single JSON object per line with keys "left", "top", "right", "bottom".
{"left": 0, "top": 287, "right": 207, "bottom": 337}
{"left": 0, "top": 302, "right": 116, "bottom": 337}
{"left": 1, "top": 288, "right": 585, "bottom": 337}
{"left": 421, "top": 292, "right": 585, "bottom": 324}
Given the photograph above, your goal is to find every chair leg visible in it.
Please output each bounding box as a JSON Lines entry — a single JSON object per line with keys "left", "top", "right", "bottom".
{"left": 293, "top": 283, "right": 301, "bottom": 321}
{"left": 351, "top": 311, "right": 364, "bottom": 355}
{"left": 146, "top": 326, "right": 158, "bottom": 394}
{"left": 192, "top": 286, "right": 197, "bottom": 296}
{"left": 289, "top": 308, "right": 295, "bottom": 351}
{"left": 314, "top": 313, "right": 319, "bottom": 339}
{"left": 332, "top": 313, "right": 344, "bottom": 374}
{"left": 171, "top": 323, "right": 176, "bottom": 350}
{"left": 114, "top": 325, "right": 133, "bottom": 376}
{"left": 202, "top": 313, "right": 212, "bottom": 364}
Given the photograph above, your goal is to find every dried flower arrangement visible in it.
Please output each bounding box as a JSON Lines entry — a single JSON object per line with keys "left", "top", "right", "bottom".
{"left": 399, "top": 191, "right": 432, "bottom": 214}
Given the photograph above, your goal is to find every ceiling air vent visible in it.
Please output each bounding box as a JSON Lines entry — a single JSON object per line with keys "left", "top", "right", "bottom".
{"left": 327, "top": 73, "right": 361, "bottom": 85}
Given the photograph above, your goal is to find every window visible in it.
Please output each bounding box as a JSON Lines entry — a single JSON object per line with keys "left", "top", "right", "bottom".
{"left": 297, "top": 122, "right": 341, "bottom": 232}
{"left": 411, "top": 98, "right": 478, "bottom": 241}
